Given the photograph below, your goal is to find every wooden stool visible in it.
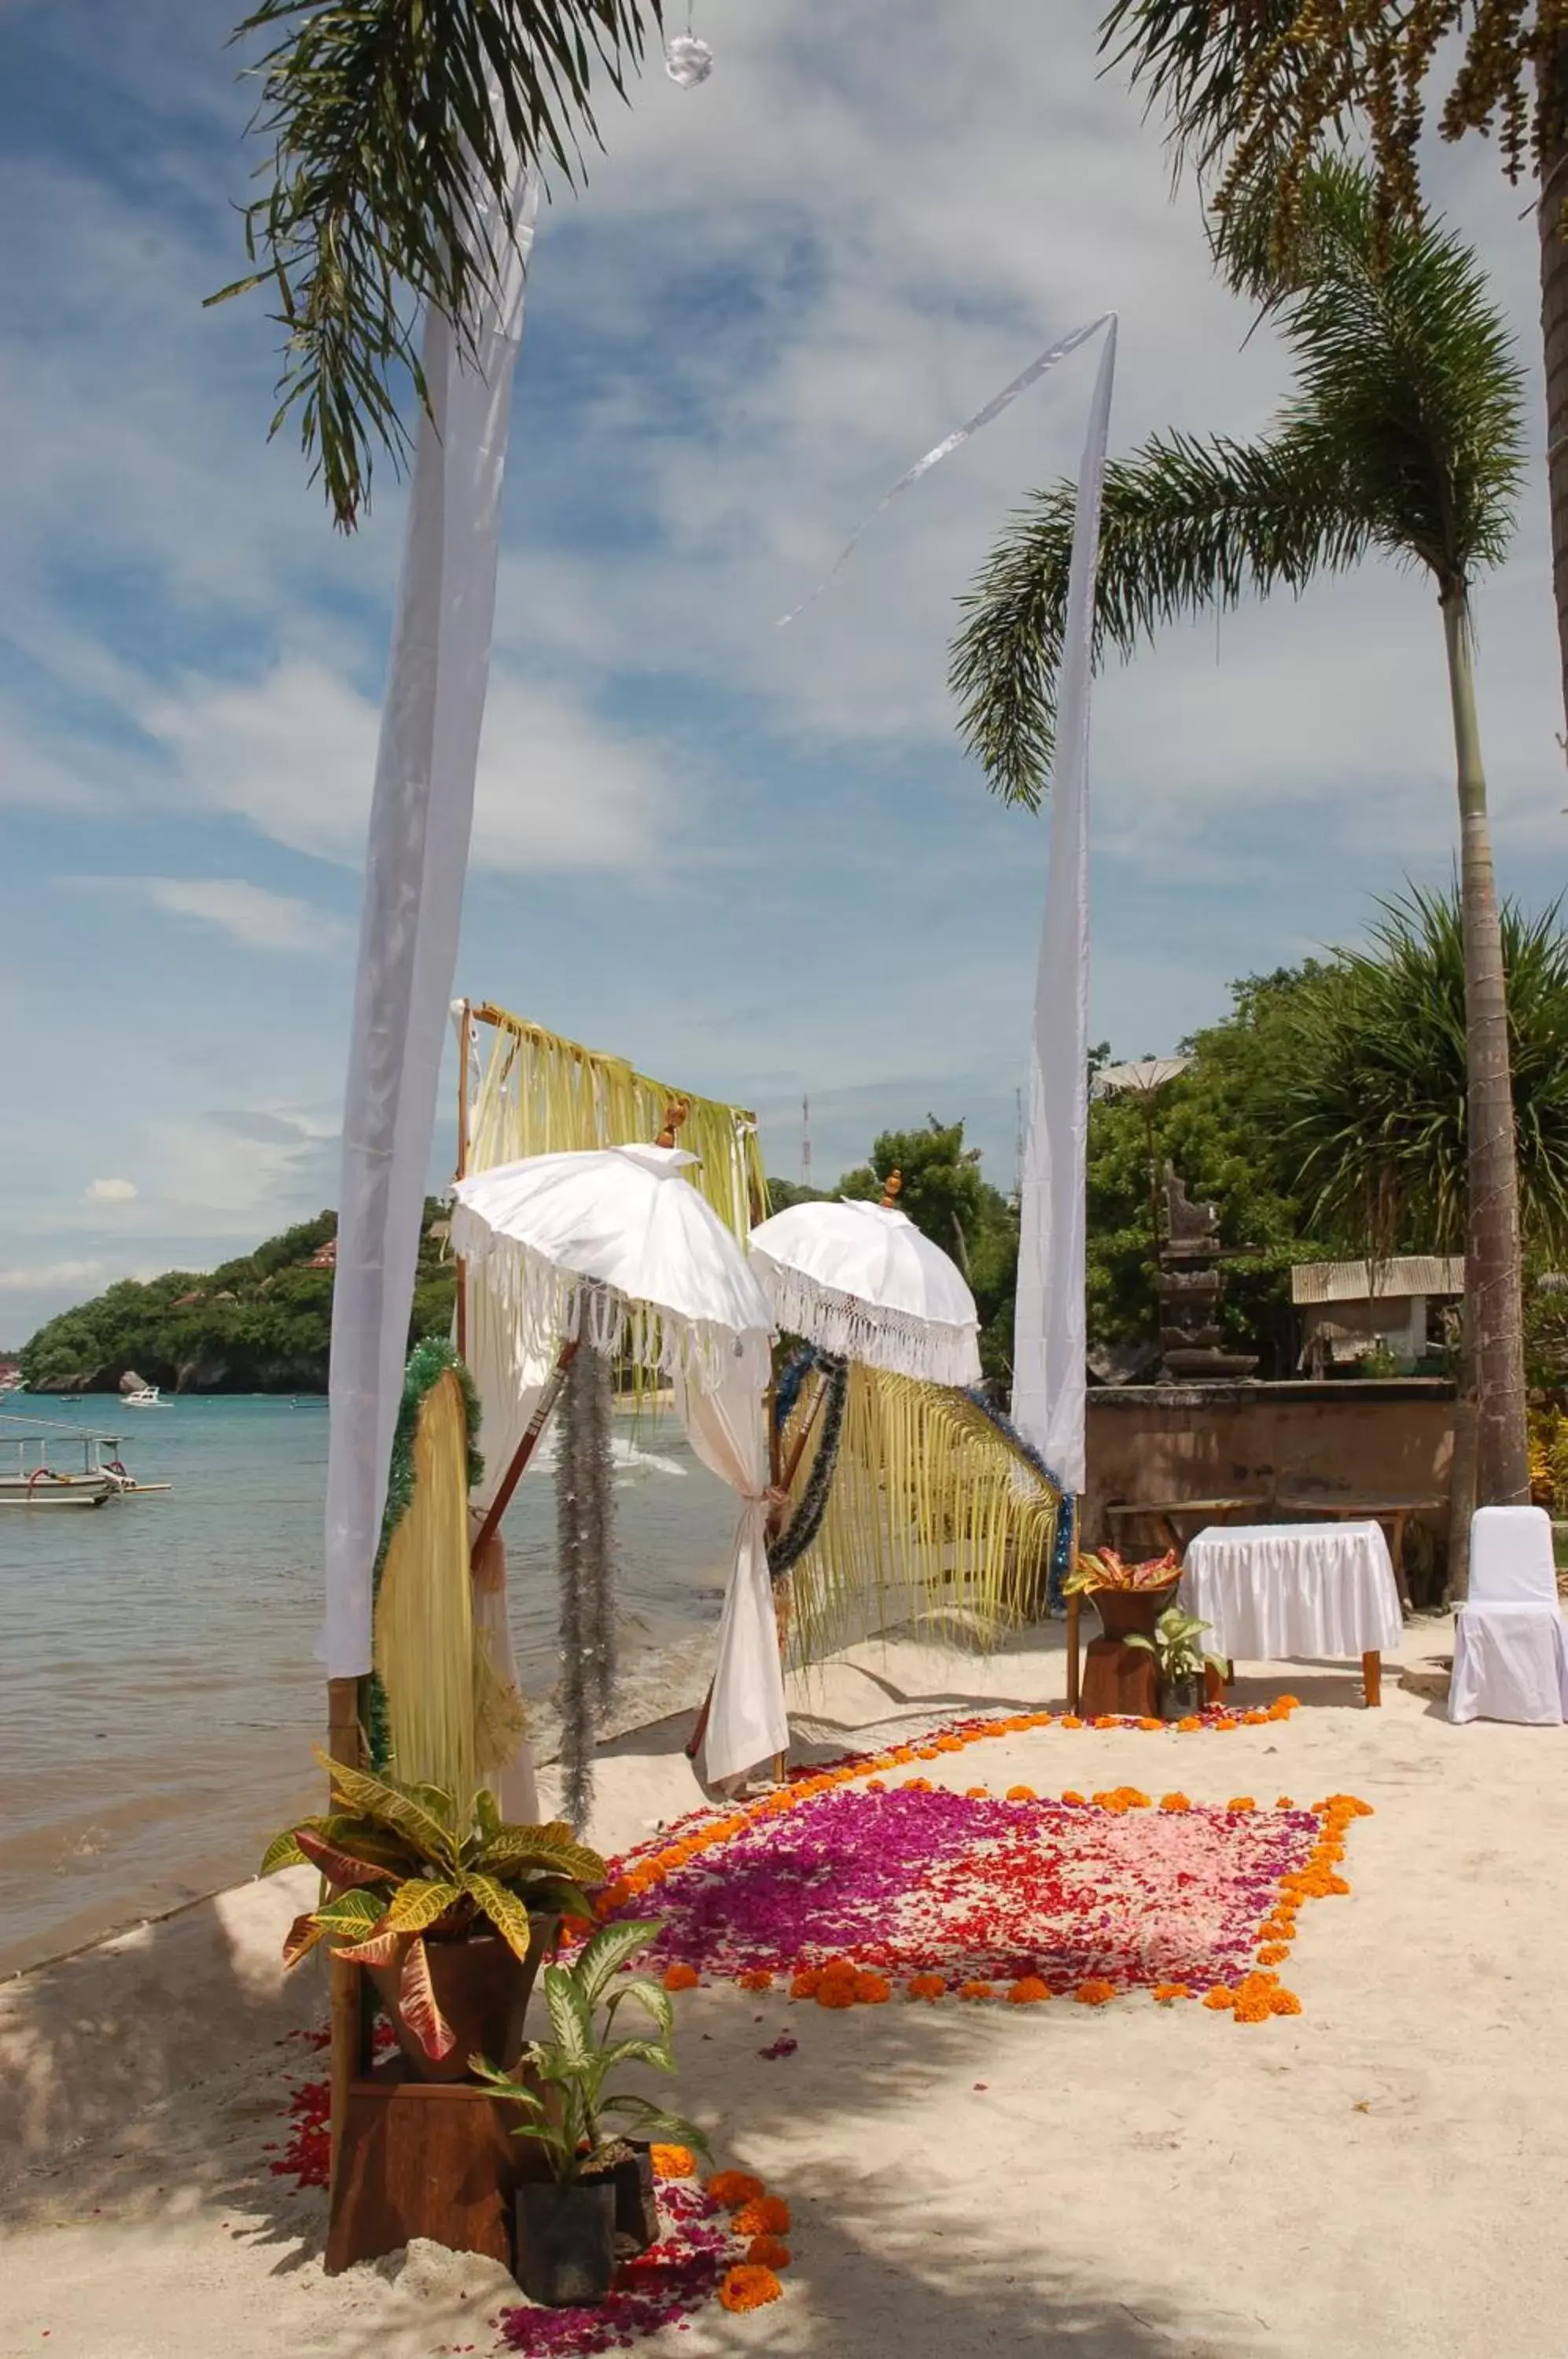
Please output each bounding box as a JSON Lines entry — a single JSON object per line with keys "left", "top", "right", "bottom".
{"left": 326, "top": 2056, "right": 545, "bottom": 2275}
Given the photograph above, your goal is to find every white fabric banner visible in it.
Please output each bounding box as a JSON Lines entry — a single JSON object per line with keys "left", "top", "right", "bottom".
{"left": 323, "top": 171, "right": 539, "bottom": 1680}
{"left": 677, "top": 1367, "right": 788, "bottom": 1786}
{"left": 1011, "top": 318, "right": 1117, "bottom": 1496}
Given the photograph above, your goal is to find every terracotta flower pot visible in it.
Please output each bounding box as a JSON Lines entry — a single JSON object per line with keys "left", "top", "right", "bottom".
{"left": 1080, "top": 1579, "right": 1181, "bottom": 1718}
{"left": 366, "top": 1921, "right": 553, "bottom": 2084}
{"left": 517, "top": 2179, "right": 617, "bottom": 2306}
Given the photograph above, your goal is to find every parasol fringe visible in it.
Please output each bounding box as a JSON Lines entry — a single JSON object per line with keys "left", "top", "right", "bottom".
{"left": 450, "top": 1206, "right": 771, "bottom": 1397}
{"left": 750, "top": 1252, "right": 981, "bottom": 1390}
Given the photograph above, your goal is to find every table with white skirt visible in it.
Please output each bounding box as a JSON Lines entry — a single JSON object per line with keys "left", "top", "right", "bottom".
{"left": 1180, "top": 1521, "right": 1405, "bottom": 1706}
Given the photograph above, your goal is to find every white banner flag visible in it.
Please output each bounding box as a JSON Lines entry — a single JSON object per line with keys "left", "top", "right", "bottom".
{"left": 1011, "top": 318, "right": 1117, "bottom": 1497}
{"left": 322, "top": 172, "right": 538, "bottom": 1680}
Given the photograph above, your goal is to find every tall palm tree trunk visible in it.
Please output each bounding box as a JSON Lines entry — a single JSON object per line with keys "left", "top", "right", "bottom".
{"left": 1536, "top": 52, "right": 1568, "bottom": 760}
{"left": 1442, "top": 589, "right": 1531, "bottom": 1511}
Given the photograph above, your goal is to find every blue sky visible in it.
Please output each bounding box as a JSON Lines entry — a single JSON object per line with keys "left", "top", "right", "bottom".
{"left": 2, "top": 0, "right": 1565, "bottom": 1343}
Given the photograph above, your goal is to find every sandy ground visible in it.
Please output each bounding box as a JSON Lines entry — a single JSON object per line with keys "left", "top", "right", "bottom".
{"left": 4, "top": 1614, "right": 1566, "bottom": 2359}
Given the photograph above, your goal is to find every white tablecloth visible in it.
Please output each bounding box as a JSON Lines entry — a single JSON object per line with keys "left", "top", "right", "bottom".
{"left": 1181, "top": 1522, "right": 1404, "bottom": 1661}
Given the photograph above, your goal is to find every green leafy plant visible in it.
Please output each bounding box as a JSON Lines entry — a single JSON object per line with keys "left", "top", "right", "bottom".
{"left": 261, "top": 1752, "right": 605, "bottom": 2059}
{"left": 471, "top": 1922, "right": 709, "bottom": 2182}
{"left": 1124, "top": 1604, "right": 1228, "bottom": 1684}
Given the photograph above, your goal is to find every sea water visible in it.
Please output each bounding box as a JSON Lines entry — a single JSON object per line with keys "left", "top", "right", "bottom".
{"left": 0, "top": 1394, "right": 734, "bottom": 1976}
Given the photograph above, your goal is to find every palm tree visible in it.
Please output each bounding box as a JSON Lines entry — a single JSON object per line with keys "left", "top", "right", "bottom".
{"left": 210, "top": 0, "right": 664, "bottom": 528}
{"left": 1281, "top": 888, "right": 1568, "bottom": 1264}
{"left": 1097, "top": 0, "right": 1568, "bottom": 767}
{"left": 950, "top": 162, "right": 1533, "bottom": 1504}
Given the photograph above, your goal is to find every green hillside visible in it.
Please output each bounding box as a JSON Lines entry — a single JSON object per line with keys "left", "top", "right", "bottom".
{"left": 19, "top": 1205, "right": 455, "bottom": 1395}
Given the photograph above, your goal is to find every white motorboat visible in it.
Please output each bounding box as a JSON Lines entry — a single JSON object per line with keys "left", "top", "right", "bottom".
{"left": 0, "top": 1415, "right": 171, "bottom": 1507}
{"left": 123, "top": 1386, "right": 162, "bottom": 1408}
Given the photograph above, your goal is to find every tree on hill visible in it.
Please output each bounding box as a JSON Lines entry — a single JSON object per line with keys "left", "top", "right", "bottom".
{"left": 19, "top": 1202, "right": 455, "bottom": 1393}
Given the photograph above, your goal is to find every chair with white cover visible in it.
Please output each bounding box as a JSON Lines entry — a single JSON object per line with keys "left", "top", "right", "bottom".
{"left": 1448, "top": 1505, "right": 1568, "bottom": 1725}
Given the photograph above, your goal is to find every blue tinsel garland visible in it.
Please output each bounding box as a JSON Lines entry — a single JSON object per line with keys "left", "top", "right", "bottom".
{"left": 962, "top": 1387, "right": 1074, "bottom": 1614}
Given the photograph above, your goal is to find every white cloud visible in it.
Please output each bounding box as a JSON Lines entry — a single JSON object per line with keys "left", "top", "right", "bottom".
{"left": 66, "top": 873, "right": 348, "bottom": 955}
{"left": 134, "top": 656, "right": 677, "bottom": 873}
{"left": 84, "top": 1177, "right": 138, "bottom": 1203}
{"left": 0, "top": 1259, "right": 105, "bottom": 1294}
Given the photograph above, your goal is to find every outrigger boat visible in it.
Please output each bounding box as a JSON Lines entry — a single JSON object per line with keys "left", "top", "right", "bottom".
{"left": 0, "top": 1415, "right": 171, "bottom": 1507}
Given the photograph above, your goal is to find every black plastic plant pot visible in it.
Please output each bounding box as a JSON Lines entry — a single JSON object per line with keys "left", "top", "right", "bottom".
{"left": 609, "top": 2142, "right": 660, "bottom": 2254}
{"left": 517, "top": 2179, "right": 617, "bottom": 2307}
{"left": 1159, "top": 1672, "right": 1202, "bottom": 1723}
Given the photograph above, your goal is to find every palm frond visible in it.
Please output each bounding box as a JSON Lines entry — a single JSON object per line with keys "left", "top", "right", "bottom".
{"left": 212, "top": 0, "right": 663, "bottom": 528}
{"left": 951, "top": 162, "right": 1523, "bottom": 804}
{"left": 1097, "top": 0, "right": 1308, "bottom": 180}
{"left": 950, "top": 426, "right": 1360, "bottom": 805}
{"left": 1280, "top": 887, "right": 1568, "bottom": 1260}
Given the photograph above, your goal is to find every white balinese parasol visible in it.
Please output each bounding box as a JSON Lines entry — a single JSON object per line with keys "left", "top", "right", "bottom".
{"left": 748, "top": 1176, "right": 982, "bottom": 1389}
{"left": 451, "top": 1139, "right": 775, "bottom": 1551}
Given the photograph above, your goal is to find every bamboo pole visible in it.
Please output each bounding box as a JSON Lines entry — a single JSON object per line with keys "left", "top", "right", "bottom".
{"left": 469, "top": 1340, "right": 580, "bottom": 1566}
{"left": 326, "top": 1675, "right": 366, "bottom": 2197}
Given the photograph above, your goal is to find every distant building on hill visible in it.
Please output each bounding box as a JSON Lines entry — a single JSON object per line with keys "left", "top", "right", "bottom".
{"left": 308, "top": 1238, "right": 337, "bottom": 1271}
{"left": 1291, "top": 1257, "right": 1463, "bottom": 1375}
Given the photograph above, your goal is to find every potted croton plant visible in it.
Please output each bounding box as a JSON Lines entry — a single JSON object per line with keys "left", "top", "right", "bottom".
{"left": 262, "top": 1751, "right": 605, "bottom": 2081}
{"left": 473, "top": 1921, "right": 710, "bottom": 2308}
{"left": 1124, "top": 1604, "right": 1228, "bottom": 1722}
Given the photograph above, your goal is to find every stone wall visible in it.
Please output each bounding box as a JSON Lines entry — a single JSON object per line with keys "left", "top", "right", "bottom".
{"left": 1085, "top": 1378, "right": 1456, "bottom": 1560}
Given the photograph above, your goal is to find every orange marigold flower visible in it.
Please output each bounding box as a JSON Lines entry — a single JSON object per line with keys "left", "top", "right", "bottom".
{"left": 1274, "top": 1695, "right": 1301, "bottom": 1711}
{"left": 734, "top": 2195, "right": 791, "bottom": 2237}
{"left": 746, "top": 2235, "right": 792, "bottom": 2270}
{"left": 915, "top": 1746, "right": 941, "bottom": 1761}
{"left": 907, "top": 1974, "right": 946, "bottom": 2002}
{"left": 1138, "top": 1717, "right": 1163, "bottom": 1731}
{"left": 719, "top": 2265, "right": 783, "bottom": 2313}
{"left": 1059, "top": 1716, "right": 1085, "bottom": 1731}
{"left": 1213, "top": 1717, "right": 1239, "bottom": 1732}
{"left": 1242, "top": 1709, "right": 1269, "bottom": 1726}
{"left": 1203, "top": 1986, "right": 1236, "bottom": 2011}
{"left": 819, "top": 1956, "right": 857, "bottom": 1982}
{"left": 936, "top": 1735, "right": 966, "bottom": 1754}
{"left": 965, "top": 1785, "right": 988, "bottom": 1798}
{"left": 865, "top": 1778, "right": 886, "bottom": 1793}
{"left": 1176, "top": 1716, "right": 1202, "bottom": 1733}
{"left": 1268, "top": 1988, "right": 1303, "bottom": 2016}
{"left": 601, "top": 1879, "right": 631, "bottom": 1911}
{"left": 1073, "top": 1979, "right": 1117, "bottom": 2007}
{"left": 959, "top": 1979, "right": 993, "bottom": 2001}
{"left": 1007, "top": 1976, "right": 1051, "bottom": 2004}
{"left": 1005, "top": 1784, "right": 1037, "bottom": 1802}
{"left": 852, "top": 1971, "right": 891, "bottom": 2004}
{"left": 1092, "top": 1715, "right": 1120, "bottom": 1729}
{"left": 1275, "top": 1796, "right": 1296, "bottom": 1810}
{"left": 1061, "top": 1789, "right": 1088, "bottom": 1806}
{"left": 651, "top": 2144, "right": 696, "bottom": 2180}
{"left": 705, "top": 2170, "right": 764, "bottom": 2209}
{"left": 1227, "top": 1797, "right": 1256, "bottom": 1813}
{"left": 738, "top": 1968, "right": 774, "bottom": 1992}
{"left": 662, "top": 1962, "right": 700, "bottom": 1992}
{"left": 816, "top": 1981, "right": 856, "bottom": 2009}
{"left": 889, "top": 1746, "right": 916, "bottom": 1764}
{"left": 902, "top": 1776, "right": 933, "bottom": 1792}
{"left": 790, "top": 1969, "right": 822, "bottom": 2000}
{"left": 1257, "top": 1944, "right": 1291, "bottom": 1965}
{"left": 1153, "top": 1982, "right": 1193, "bottom": 2004}
{"left": 1160, "top": 1792, "right": 1191, "bottom": 1812}
{"left": 1234, "top": 1992, "right": 1273, "bottom": 2022}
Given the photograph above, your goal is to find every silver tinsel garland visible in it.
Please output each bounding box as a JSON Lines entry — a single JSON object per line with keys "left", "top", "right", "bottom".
{"left": 556, "top": 1329, "right": 617, "bottom": 1832}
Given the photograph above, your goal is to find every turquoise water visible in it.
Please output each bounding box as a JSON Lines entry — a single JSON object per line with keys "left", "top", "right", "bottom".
{"left": 0, "top": 1394, "right": 734, "bottom": 1976}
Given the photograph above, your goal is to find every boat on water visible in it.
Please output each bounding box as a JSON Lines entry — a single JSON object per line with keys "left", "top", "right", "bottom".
{"left": 122, "top": 1385, "right": 162, "bottom": 1408}
{"left": 0, "top": 1415, "right": 171, "bottom": 1507}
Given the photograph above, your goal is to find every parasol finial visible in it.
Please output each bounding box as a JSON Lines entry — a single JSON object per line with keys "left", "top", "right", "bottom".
{"left": 656, "top": 1099, "right": 690, "bottom": 1148}
{"left": 880, "top": 1169, "right": 903, "bottom": 1210}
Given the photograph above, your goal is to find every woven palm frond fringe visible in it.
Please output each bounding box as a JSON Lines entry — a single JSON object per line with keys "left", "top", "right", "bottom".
{"left": 366, "top": 1337, "right": 483, "bottom": 1772}
{"left": 465, "top": 1001, "right": 767, "bottom": 1243}
{"left": 780, "top": 1364, "right": 1061, "bottom": 1665}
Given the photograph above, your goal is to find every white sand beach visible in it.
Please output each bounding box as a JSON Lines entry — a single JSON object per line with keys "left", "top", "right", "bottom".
{"left": 4, "top": 1620, "right": 1565, "bottom": 2359}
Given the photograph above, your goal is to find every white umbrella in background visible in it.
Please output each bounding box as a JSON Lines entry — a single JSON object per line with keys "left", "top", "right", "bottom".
{"left": 451, "top": 1139, "right": 782, "bottom": 1792}
{"left": 748, "top": 1179, "right": 982, "bottom": 1390}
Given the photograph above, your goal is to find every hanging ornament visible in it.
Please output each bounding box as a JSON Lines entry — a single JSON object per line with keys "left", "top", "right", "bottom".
{"left": 664, "top": 31, "right": 713, "bottom": 86}
{"left": 556, "top": 1318, "right": 617, "bottom": 1833}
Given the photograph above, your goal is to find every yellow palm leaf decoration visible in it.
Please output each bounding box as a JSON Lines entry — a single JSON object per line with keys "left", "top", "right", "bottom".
{"left": 374, "top": 1362, "right": 477, "bottom": 1805}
